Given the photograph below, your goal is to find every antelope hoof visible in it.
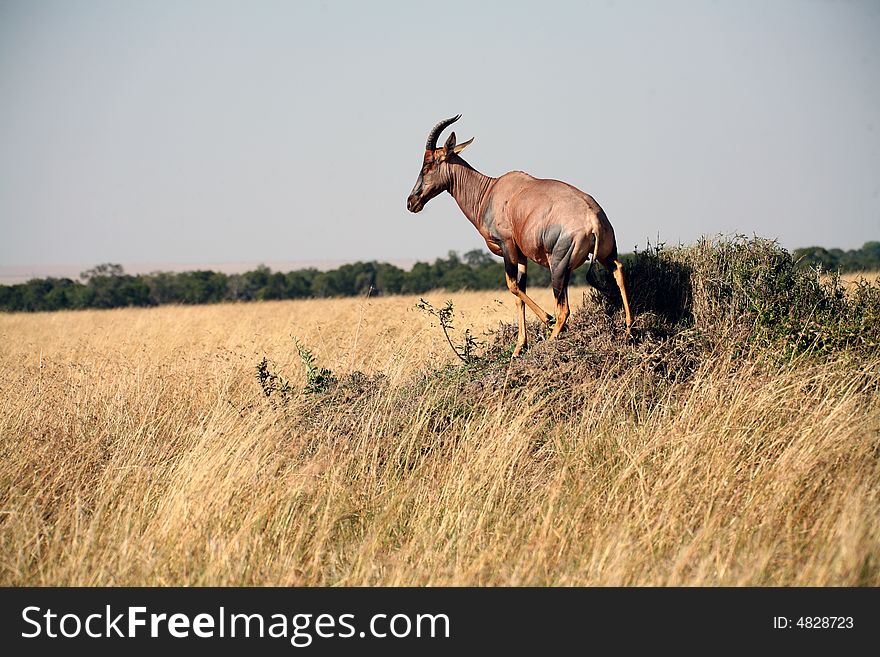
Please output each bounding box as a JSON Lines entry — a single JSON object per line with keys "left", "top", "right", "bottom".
{"left": 512, "top": 342, "right": 526, "bottom": 357}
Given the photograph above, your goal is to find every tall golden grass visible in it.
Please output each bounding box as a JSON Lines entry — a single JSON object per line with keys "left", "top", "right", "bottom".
{"left": 1, "top": 285, "right": 877, "bottom": 585}
{"left": 837, "top": 270, "right": 880, "bottom": 289}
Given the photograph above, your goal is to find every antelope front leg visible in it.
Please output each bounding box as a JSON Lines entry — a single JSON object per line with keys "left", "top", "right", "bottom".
{"left": 505, "top": 255, "right": 552, "bottom": 326}
{"left": 520, "top": 293, "right": 552, "bottom": 327}
{"left": 516, "top": 260, "right": 554, "bottom": 326}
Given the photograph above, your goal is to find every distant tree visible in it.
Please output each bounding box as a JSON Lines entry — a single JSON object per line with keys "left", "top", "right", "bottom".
{"left": 225, "top": 273, "right": 247, "bottom": 301}
{"left": 793, "top": 247, "right": 838, "bottom": 271}
{"left": 0, "top": 284, "right": 16, "bottom": 310}
{"left": 474, "top": 261, "right": 507, "bottom": 289}
{"left": 80, "top": 263, "right": 125, "bottom": 281}
{"left": 77, "top": 264, "right": 152, "bottom": 308}
{"left": 373, "top": 263, "right": 405, "bottom": 295}
{"left": 144, "top": 271, "right": 179, "bottom": 305}
{"left": 402, "top": 262, "right": 437, "bottom": 293}
{"left": 463, "top": 248, "right": 496, "bottom": 267}
{"left": 527, "top": 265, "right": 551, "bottom": 287}
{"left": 174, "top": 271, "right": 228, "bottom": 304}
{"left": 42, "top": 278, "right": 82, "bottom": 310}
{"left": 354, "top": 271, "right": 375, "bottom": 295}
{"left": 285, "top": 269, "right": 316, "bottom": 298}
{"left": 233, "top": 265, "right": 271, "bottom": 301}
{"left": 257, "top": 272, "right": 289, "bottom": 300}
{"left": 794, "top": 242, "right": 880, "bottom": 273}
{"left": 330, "top": 262, "right": 377, "bottom": 296}
{"left": 845, "top": 241, "right": 880, "bottom": 271}
{"left": 310, "top": 271, "right": 339, "bottom": 297}
{"left": 861, "top": 241, "right": 880, "bottom": 259}
{"left": 439, "top": 265, "right": 479, "bottom": 290}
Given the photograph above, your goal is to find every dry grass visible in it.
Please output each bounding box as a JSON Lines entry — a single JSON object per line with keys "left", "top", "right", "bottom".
{"left": 838, "top": 270, "right": 880, "bottom": 289}
{"left": 1, "top": 245, "right": 879, "bottom": 585}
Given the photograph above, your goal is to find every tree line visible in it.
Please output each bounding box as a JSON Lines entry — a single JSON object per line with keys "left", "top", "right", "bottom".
{"left": 2, "top": 242, "right": 877, "bottom": 313}
{"left": 0, "top": 251, "right": 527, "bottom": 312}
{"left": 792, "top": 241, "right": 880, "bottom": 274}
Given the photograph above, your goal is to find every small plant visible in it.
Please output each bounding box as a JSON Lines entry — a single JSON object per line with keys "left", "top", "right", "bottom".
{"left": 256, "top": 339, "right": 337, "bottom": 401}
{"left": 255, "top": 356, "right": 293, "bottom": 405}
{"left": 293, "top": 337, "right": 337, "bottom": 394}
{"left": 416, "top": 298, "right": 483, "bottom": 364}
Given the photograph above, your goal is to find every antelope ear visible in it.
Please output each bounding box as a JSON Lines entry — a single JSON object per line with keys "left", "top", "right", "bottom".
{"left": 452, "top": 137, "right": 474, "bottom": 154}
{"left": 443, "top": 131, "right": 457, "bottom": 153}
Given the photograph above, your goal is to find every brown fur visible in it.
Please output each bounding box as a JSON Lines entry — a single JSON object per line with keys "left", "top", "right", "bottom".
{"left": 408, "top": 117, "right": 632, "bottom": 356}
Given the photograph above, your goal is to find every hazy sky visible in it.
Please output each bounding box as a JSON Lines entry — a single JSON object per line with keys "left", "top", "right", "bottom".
{"left": 1, "top": 0, "right": 878, "bottom": 270}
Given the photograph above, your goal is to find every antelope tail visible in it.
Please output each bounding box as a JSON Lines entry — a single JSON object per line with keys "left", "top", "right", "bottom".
{"left": 585, "top": 233, "right": 600, "bottom": 287}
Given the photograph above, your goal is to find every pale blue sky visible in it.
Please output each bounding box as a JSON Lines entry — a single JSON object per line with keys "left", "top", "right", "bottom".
{"left": 0, "top": 0, "right": 878, "bottom": 270}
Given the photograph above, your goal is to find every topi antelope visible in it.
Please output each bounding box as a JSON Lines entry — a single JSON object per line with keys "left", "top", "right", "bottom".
{"left": 407, "top": 114, "right": 633, "bottom": 356}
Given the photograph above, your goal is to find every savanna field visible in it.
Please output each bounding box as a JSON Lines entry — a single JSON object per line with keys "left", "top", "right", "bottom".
{"left": 1, "top": 238, "right": 879, "bottom": 585}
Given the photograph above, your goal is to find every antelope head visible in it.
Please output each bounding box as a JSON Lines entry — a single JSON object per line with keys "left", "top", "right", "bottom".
{"left": 406, "top": 114, "right": 474, "bottom": 213}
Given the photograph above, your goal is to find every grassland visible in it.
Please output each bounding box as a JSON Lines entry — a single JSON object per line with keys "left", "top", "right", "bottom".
{"left": 1, "top": 239, "right": 879, "bottom": 585}
{"left": 838, "top": 270, "right": 880, "bottom": 288}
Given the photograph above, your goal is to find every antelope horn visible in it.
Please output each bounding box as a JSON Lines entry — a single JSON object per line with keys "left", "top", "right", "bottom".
{"left": 425, "top": 114, "right": 461, "bottom": 150}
